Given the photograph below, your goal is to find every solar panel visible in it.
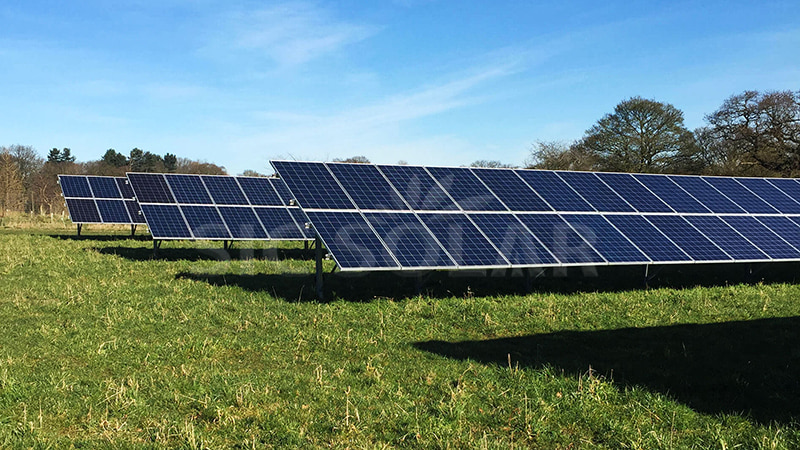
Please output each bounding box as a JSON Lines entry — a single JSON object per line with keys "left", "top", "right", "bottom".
{"left": 59, "top": 175, "right": 144, "bottom": 225}
{"left": 127, "top": 173, "right": 312, "bottom": 241}
{"left": 272, "top": 161, "right": 800, "bottom": 272}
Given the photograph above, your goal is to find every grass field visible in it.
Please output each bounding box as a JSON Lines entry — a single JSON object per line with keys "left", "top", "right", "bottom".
{"left": 2, "top": 221, "right": 800, "bottom": 448}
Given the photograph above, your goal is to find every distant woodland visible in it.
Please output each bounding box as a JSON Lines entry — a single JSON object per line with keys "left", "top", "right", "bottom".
{"left": 1, "top": 89, "right": 798, "bottom": 218}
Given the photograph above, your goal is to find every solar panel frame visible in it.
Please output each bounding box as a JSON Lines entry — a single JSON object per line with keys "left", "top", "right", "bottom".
{"left": 59, "top": 175, "right": 144, "bottom": 225}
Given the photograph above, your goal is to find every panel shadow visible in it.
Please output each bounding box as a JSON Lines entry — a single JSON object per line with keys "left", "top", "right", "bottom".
{"left": 414, "top": 317, "right": 800, "bottom": 423}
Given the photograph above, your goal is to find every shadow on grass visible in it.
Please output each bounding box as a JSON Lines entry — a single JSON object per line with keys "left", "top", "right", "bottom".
{"left": 177, "top": 262, "right": 800, "bottom": 302}
{"left": 51, "top": 232, "right": 151, "bottom": 242}
{"left": 414, "top": 316, "right": 800, "bottom": 424}
{"left": 97, "top": 246, "right": 313, "bottom": 262}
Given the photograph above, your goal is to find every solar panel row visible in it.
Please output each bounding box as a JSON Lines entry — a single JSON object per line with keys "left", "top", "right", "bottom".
{"left": 271, "top": 161, "right": 800, "bottom": 271}
{"left": 59, "top": 175, "right": 145, "bottom": 224}
{"left": 126, "top": 173, "right": 313, "bottom": 241}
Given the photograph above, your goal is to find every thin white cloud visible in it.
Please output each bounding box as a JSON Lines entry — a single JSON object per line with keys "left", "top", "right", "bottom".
{"left": 210, "top": 2, "right": 378, "bottom": 68}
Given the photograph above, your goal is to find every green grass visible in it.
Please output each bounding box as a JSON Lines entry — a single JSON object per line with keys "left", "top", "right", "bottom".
{"left": 1, "top": 224, "right": 800, "bottom": 448}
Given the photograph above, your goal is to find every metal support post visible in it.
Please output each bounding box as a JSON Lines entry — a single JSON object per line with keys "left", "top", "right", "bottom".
{"left": 315, "top": 234, "right": 324, "bottom": 301}
{"left": 130, "top": 224, "right": 137, "bottom": 236}
{"left": 76, "top": 224, "right": 82, "bottom": 237}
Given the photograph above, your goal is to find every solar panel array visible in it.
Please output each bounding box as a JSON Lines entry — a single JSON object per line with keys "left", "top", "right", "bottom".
{"left": 272, "top": 161, "right": 800, "bottom": 271}
{"left": 59, "top": 175, "right": 146, "bottom": 224}
{"left": 126, "top": 173, "right": 314, "bottom": 241}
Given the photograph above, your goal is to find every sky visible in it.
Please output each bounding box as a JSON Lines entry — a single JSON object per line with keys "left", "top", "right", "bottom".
{"left": 1, "top": 1, "right": 798, "bottom": 175}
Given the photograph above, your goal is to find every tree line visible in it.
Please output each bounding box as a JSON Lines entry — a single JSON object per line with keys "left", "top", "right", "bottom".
{"left": 0, "top": 146, "right": 226, "bottom": 217}
{"left": 525, "top": 89, "right": 800, "bottom": 176}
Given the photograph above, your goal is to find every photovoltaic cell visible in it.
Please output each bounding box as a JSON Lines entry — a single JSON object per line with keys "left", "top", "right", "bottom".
{"left": 684, "top": 216, "right": 767, "bottom": 261}
{"left": 116, "top": 178, "right": 135, "bottom": 199}
{"left": 377, "top": 165, "right": 458, "bottom": 210}
{"left": 469, "top": 213, "right": 558, "bottom": 265}
{"left": 703, "top": 177, "right": 777, "bottom": 214}
{"left": 633, "top": 174, "right": 709, "bottom": 213}
{"left": 470, "top": 169, "right": 551, "bottom": 211}
{"left": 515, "top": 214, "right": 605, "bottom": 264}
{"left": 721, "top": 216, "right": 800, "bottom": 260}
{"left": 605, "top": 215, "right": 691, "bottom": 262}
{"left": 515, "top": 170, "right": 594, "bottom": 212}
{"left": 127, "top": 173, "right": 175, "bottom": 203}
{"left": 218, "top": 206, "right": 268, "bottom": 239}
{"left": 65, "top": 198, "right": 101, "bottom": 223}
{"left": 271, "top": 161, "right": 354, "bottom": 209}
{"left": 288, "top": 208, "right": 315, "bottom": 239}
{"left": 561, "top": 214, "right": 649, "bottom": 263}
{"left": 166, "top": 175, "right": 212, "bottom": 204}
{"left": 253, "top": 207, "right": 306, "bottom": 239}
{"left": 767, "top": 179, "right": 800, "bottom": 205}
{"left": 140, "top": 204, "right": 191, "bottom": 239}
{"left": 645, "top": 215, "right": 730, "bottom": 261}
{"left": 595, "top": 172, "right": 672, "bottom": 212}
{"left": 125, "top": 200, "right": 146, "bottom": 224}
{"left": 365, "top": 212, "right": 455, "bottom": 268}
{"left": 59, "top": 176, "right": 93, "bottom": 198}
{"left": 418, "top": 213, "right": 508, "bottom": 266}
{"left": 202, "top": 176, "right": 248, "bottom": 205}
{"left": 327, "top": 163, "right": 408, "bottom": 210}
{"left": 668, "top": 175, "right": 744, "bottom": 214}
{"left": 426, "top": 167, "right": 506, "bottom": 211}
{"left": 557, "top": 171, "right": 634, "bottom": 212}
{"left": 238, "top": 177, "right": 283, "bottom": 206}
{"left": 88, "top": 177, "right": 122, "bottom": 199}
{"left": 305, "top": 211, "right": 398, "bottom": 269}
{"left": 180, "top": 206, "right": 230, "bottom": 239}
{"left": 270, "top": 178, "right": 294, "bottom": 206}
{"left": 754, "top": 216, "right": 800, "bottom": 251}
{"left": 736, "top": 178, "right": 800, "bottom": 214}
{"left": 96, "top": 200, "right": 132, "bottom": 223}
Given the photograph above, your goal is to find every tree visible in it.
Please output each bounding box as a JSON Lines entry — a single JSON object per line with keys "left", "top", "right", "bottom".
{"left": 524, "top": 140, "right": 597, "bottom": 171}
{"left": 102, "top": 149, "right": 128, "bottom": 167}
{"left": 574, "top": 97, "right": 695, "bottom": 173}
{"left": 240, "top": 169, "right": 266, "bottom": 177}
{"left": 61, "top": 148, "right": 76, "bottom": 163}
{"left": 163, "top": 153, "right": 177, "bottom": 172}
{"left": 469, "top": 160, "right": 516, "bottom": 168}
{"left": 705, "top": 90, "right": 800, "bottom": 176}
{"left": 0, "top": 150, "right": 25, "bottom": 221}
{"left": 129, "top": 148, "right": 145, "bottom": 171}
{"left": 4, "top": 144, "right": 44, "bottom": 212}
{"left": 333, "top": 156, "right": 370, "bottom": 164}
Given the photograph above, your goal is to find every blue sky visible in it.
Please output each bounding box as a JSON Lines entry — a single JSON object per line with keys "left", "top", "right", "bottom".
{"left": 2, "top": 1, "right": 798, "bottom": 175}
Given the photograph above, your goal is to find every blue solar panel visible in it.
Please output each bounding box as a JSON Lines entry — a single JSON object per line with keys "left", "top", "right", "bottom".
{"left": 702, "top": 177, "right": 778, "bottom": 214}
{"left": 305, "top": 211, "right": 398, "bottom": 269}
{"left": 684, "top": 216, "right": 768, "bottom": 260}
{"left": 736, "top": 178, "right": 800, "bottom": 214}
{"left": 377, "top": 165, "right": 458, "bottom": 210}
{"left": 270, "top": 178, "right": 294, "bottom": 206}
{"left": 219, "top": 206, "right": 268, "bottom": 239}
{"left": 125, "top": 200, "right": 146, "bottom": 224}
{"left": 238, "top": 177, "right": 283, "bottom": 206}
{"left": 594, "top": 173, "right": 673, "bottom": 213}
{"left": 65, "top": 198, "right": 100, "bottom": 223}
{"left": 668, "top": 175, "right": 744, "bottom": 214}
{"left": 59, "top": 176, "right": 93, "bottom": 198}
{"left": 605, "top": 215, "right": 691, "bottom": 262}
{"left": 515, "top": 170, "right": 594, "bottom": 212}
{"left": 88, "top": 177, "right": 122, "bottom": 199}
{"left": 254, "top": 207, "right": 306, "bottom": 239}
{"left": 288, "top": 208, "right": 315, "bottom": 239}
{"left": 202, "top": 176, "right": 248, "bottom": 205}
{"left": 515, "top": 214, "right": 605, "bottom": 264}
{"left": 470, "top": 169, "right": 551, "bottom": 211}
{"left": 180, "top": 206, "right": 231, "bottom": 239}
{"left": 116, "top": 178, "right": 135, "bottom": 199}
{"left": 721, "top": 216, "right": 800, "bottom": 260}
{"left": 96, "top": 200, "right": 132, "bottom": 223}
{"left": 646, "top": 215, "right": 731, "bottom": 261}
{"left": 557, "top": 172, "right": 634, "bottom": 212}
{"left": 165, "top": 175, "right": 212, "bottom": 204}
{"left": 127, "top": 173, "right": 175, "bottom": 203}
{"left": 469, "top": 213, "right": 558, "bottom": 265}
{"left": 327, "top": 163, "right": 408, "bottom": 210}
{"left": 561, "top": 214, "right": 649, "bottom": 263}
{"left": 633, "top": 174, "right": 709, "bottom": 213}
{"left": 418, "top": 213, "right": 508, "bottom": 266}
{"left": 365, "top": 212, "right": 455, "bottom": 268}
{"left": 426, "top": 166, "right": 507, "bottom": 211}
{"left": 766, "top": 178, "right": 800, "bottom": 205}
{"left": 754, "top": 216, "right": 800, "bottom": 251}
{"left": 271, "top": 161, "right": 354, "bottom": 210}
{"left": 140, "top": 204, "right": 191, "bottom": 239}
